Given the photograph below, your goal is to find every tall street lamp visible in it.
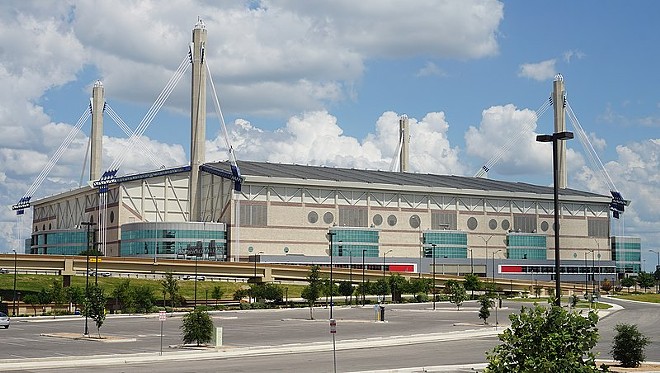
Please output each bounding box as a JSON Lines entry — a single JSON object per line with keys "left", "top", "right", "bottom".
{"left": 468, "top": 248, "right": 474, "bottom": 274}
{"left": 594, "top": 238, "right": 601, "bottom": 291}
{"left": 492, "top": 249, "right": 502, "bottom": 287}
{"left": 327, "top": 231, "right": 336, "bottom": 319}
{"left": 537, "top": 130, "right": 574, "bottom": 306}
{"left": 431, "top": 243, "right": 437, "bottom": 311}
{"left": 12, "top": 249, "right": 17, "bottom": 316}
{"left": 347, "top": 246, "right": 353, "bottom": 306}
{"left": 383, "top": 249, "right": 392, "bottom": 303}
{"left": 650, "top": 249, "right": 660, "bottom": 293}
{"left": 362, "top": 249, "right": 367, "bottom": 306}
{"left": 80, "top": 220, "right": 96, "bottom": 336}
{"left": 479, "top": 235, "right": 493, "bottom": 278}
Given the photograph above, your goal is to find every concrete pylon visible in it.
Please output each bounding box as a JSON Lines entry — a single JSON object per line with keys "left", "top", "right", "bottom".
{"left": 552, "top": 74, "right": 567, "bottom": 189}
{"left": 189, "top": 19, "right": 207, "bottom": 221}
{"left": 90, "top": 80, "right": 104, "bottom": 181}
{"left": 399, "top": 115, "right": 409, "bottom": 173}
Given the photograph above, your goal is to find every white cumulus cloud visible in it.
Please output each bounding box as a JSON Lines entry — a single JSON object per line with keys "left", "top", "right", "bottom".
{"left": 518, "top": 59, "right": 557, "bottom": 81}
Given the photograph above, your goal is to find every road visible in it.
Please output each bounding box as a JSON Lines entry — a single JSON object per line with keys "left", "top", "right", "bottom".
{"left": 2, "top": 297, "right": 658, "bottom": 372}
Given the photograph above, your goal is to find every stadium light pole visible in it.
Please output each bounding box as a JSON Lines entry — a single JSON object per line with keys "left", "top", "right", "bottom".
{"left": 492, "top": 249, "right": 502, "bottom": 286}
{"left": 12, "top": 249, "right": 17, "bottom": 316}
{"left": 362, "top": 249, "right": 367, "bottom": 306}
{"left": 80, "top": 220, "right": 96, "bottom": 336}
{"left": 431, "top": 243, "right": 437, "bottom": 310}
{"left": 650, "top": 249, "right": 660, "bottom": 293}
{"left": 537, "top": 131, "right": 574, "bottom": 306}
{"left": 479, "top": 235, "right": 493, "bottom": 278}
{"left": 327, "top": 230, "right": 336, "bottom": 319}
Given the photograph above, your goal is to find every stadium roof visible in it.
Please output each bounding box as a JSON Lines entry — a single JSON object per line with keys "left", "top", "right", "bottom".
{"left": 207, "top": 160, "right": 608, "bottom": 199}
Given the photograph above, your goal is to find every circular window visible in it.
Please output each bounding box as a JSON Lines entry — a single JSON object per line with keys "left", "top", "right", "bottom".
{"left": 387, "top": 215, "right": 397, "bottom": 226}
{"left": 553, "top": 222, "right": 559, "bottom": 231}
{"left": 488, "top": 219, "right": 497, "bottom": 230}
{"left": 110, "top": 211, "right": 115, "bottom": 224}
{"left": 323, "top": 212, "right": 334, "bottom": 224}
{"left": 573, "top": 253, "right": 578, "bottom": 258}
{"left": 409, "top": 215, "right": 420, "bottom": 229}
{"left": 501, "top": 219, "right": 510, "bottom": 231}
{"left": 540, "top": 221, "right": 549, "bottom": 232}
{"left": 308, "top": 211, "right": 318, "bottom": 224}
{"left": 373, "top": 214, "right": 383, "bottom": 226}
{"left": 467, "top": 217, "right": 478, "bottom": 230}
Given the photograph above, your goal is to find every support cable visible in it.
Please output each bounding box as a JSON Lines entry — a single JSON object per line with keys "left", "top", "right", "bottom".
{"left": 107, "top": 55, "right": 190, "bottom": 173}
{"left": 105, "top": 104, "right": 164, "bottom": 169}
{"left": 23, "top": 107, "right": 91, "bottom": 199}
{"left": 474, "top": 99, "right": 552, "bottom": 178}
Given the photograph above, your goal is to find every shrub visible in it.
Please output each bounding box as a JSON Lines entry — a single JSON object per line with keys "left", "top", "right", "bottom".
{"left": 181, "top": 307, "right": 213, "bottom": 346}
{"left": 485, "top": 304, "right": 600, "bottom": 372}
{"left": 611, "top": 323, "right": 650, "bottom": 368}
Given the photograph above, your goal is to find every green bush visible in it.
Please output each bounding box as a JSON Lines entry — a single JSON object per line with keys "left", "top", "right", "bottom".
{"left": 181, "top": 308, "right": 214, "bottom": 346}
{"left": 485, "top": 304, "right": 600, "bottom": 372}
{"left": 611, "top": 323, "right": 650, "bottom": 368}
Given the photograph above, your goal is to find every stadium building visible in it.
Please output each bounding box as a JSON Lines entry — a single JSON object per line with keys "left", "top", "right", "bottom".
{"left": 20, "top": 20, "right": 639, "bottom": 284}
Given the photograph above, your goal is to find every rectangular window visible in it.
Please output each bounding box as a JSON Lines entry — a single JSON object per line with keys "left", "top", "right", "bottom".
{"left": 338, "top": 206, "right": 368, "bottom": 227}
{"left": 432, "top": 211, "right": 457, "bottom": 230}
{"left": 587, "top": 219, "right": 609, "bottom": 238}
{"left": 239, "top": 203, "right": 267, "bottom": 226}
{"left": 513, "top": 214, "right": 537, "bottom": 233}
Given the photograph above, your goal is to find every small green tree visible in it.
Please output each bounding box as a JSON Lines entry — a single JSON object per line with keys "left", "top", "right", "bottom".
{"left": 387, "top": 274, "right": 408, "bottom": 303}
{"left": 447, "top": 281, "right": 467, "bottom": 310}
{"left": 373, "top": 278, "right": 389, "bottom": 302}
{"left": 66, "top": 286, "right": 84, "bottom": 312}
{"left": 36, "top": 288, "right": 53, "bottom": 315}
{"left": 636, "top": 272, "right": 655, "bottom": 291}
{"left": 112, "top": 279, "right": 133, "bottom": 312}
{"left": 23, "top": 293, "right": 40, "bottom": 316}
{"left": 83, "top": 284, "right": 106, "bottom": 338}
{"left": 250, "top": 283, "right": 283, "bottom": 303}
{"left": 478, "top": 295, "right": 493, "bottom": 324}
{"left": 160, "top": 272, "right": 180, "bottom": 309}
{"left": 611, "top": 323, "right": 650, "bottom": 368}
{"left": 338, "top": 281, "right": 354, "bottom": 304}
{"left": 464, "top": 273, "right": 482, "bottom": 298}
{"left": 485, "top": 304, "right": 600, "bottom": 372}
{"left": 301, "top": 265, "right": 323, "bottom": 319}
{"left": 131, "top": 285, "right": 157, "bottom": 313}
{"left": 621, "top": 277, "right": 636, "bottom": 293}
{"left": 49, "top": 279, "right": 66, "bottom": 310}
{"left": 211, "top": 286, "right": 224, "bottom": 306}
{"left": 181, "top": 307, "right": 214, "bottom": 346}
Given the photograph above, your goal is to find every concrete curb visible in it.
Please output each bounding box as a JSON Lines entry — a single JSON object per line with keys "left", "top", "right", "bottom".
{"left": 0, "top": 328, "right": 502, "bottom": 371}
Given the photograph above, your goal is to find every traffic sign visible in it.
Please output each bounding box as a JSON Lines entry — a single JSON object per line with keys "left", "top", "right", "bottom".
{"left": 159, "top": 310, "right": 167, "bottom": 321}
{"left": 89, "top": 257, "right": 101, "bottom": 263}
{"left": 329, "top": 318, "right": 336, "bottom": 334}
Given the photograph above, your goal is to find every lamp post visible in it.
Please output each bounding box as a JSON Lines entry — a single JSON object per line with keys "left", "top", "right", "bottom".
{"left": 492, "top": 249, "right": 502, "bottom": 287}
{"left": 12, "top": 249, "right": 17, "bottom": 316}
{"left": 479, "top": 235, "right": 493, "bottom": 278}
{"left": 383, "top": 249, "right": 392, "bottom": 303}
{"left": 468, "top": 248, "right": 474, "bottom": 274}
{"left": 80, "top": 220, "right": 96, "bottom": 336}
{"left": 362, "top": 249, "right": 366, "bottom": 306}
{"left": 584, "top": 250, "right": 591, "bottom": 295}
{"left": 431, "top": 243, "right": 437, "bottom": 311}
{"left": 327, "top": 231, "right": 336, "bottom": 319}
{"left": 347, "top": 247, "right": 353, "bottom": 306}
{"left": 650, "top": 249, "right": 660, "bottom": 293}
{"left": 536, "top": 130, "right": 574, "bottom": 306}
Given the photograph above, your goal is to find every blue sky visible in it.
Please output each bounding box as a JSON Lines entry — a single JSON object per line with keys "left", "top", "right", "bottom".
{"left": 0, "top": 1, "right": 658, "bottom": 269}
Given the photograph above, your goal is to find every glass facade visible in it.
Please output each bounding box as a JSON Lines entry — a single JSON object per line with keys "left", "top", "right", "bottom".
{"left": 611, "top": 236, "right": 641, "bottom": 273}
{"left": 121, "top": 222, "right": 227, "bottom": 261}
{"left": 329, "top": 227, "right": 379, "bottom": 257}
{"left": 30, "top": 229, "right": 91, "bottom": 255}
{"left": 506, "top": 233, "right": 547, "bottom": 260}
{"left": 422, "top": 230, "right": 467, "bottom": 258}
